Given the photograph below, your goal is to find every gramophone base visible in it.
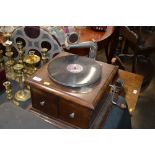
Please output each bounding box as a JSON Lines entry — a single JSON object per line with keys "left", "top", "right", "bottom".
{"left": 15, "top": 89, "right": 31, "bottom": 102}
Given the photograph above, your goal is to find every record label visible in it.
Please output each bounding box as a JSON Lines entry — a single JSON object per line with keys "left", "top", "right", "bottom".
{"left": 66, "top": 64, "right": 83, "bottom": 73}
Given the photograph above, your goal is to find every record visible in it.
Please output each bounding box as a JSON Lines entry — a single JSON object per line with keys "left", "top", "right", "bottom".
{"left": 47, "top": 55, "right": 102, "bottom": 87}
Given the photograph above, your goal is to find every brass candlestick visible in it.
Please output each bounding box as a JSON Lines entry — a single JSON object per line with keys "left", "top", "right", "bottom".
{"left": 3, "top": 81, "right": 19, "bottom": 106}
{"left": 16, "top": 41, "right": 27, "bottom": 82}
{"left": 16, "top": 40, "right": 23, "bottom": 50}
{"left": 3, "top": 81, "right": 13, "bottom": 101}
{"left": 4, "top": 41, "right": 15, "bottom": 80}
{"left": 24, "top": 51, "right": 40, "bottom": 77}
{"left": 16, "top": 41, "right": 24, "bottom": 64}
{"left": 3, "top": 32, "right": 11, "bottom": 41}
{"left": 5, "top": 51, "right": 15, "bottom": 80}
{"left": 5, "top": 51, "right": 15, "bottom": 65}
{"left": 0, "top": 50, "right": 4, "bottom": 69}
{"left": 41, "top": 48, "right": 49, "bottom": 65}
{"left": 13, "top": 63, "right": 25, "bottom": 83}
{"left": 13, "top": 63, "right": 30, "bottom": 102}
{"left": 3, "top": 40, "right": 13, "bottom": 52}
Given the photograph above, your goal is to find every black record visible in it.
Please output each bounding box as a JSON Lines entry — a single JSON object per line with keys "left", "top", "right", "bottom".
{"left": 47, "top": 55, "right": 102, "bottom": 87}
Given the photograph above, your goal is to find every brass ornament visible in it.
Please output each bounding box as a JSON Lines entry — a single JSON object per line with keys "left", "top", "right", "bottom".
{"left": 13, "top": 63, "right": 30, "bottom": 102}
{"left": 16, "top": 41, "right": 25, "bottom": 65}
{"left": 41, "top": 48, "right": 49, "bottom": 65}
{"left": 24, "top": 51, "right": 40, "bottom": 77}
{"left": 4, "top": 41, "right": 15, "bottom": 80}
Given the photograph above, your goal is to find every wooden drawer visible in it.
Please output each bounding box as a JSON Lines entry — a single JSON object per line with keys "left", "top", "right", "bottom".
{"left": 59, "top": 99, "right": 91, "bottom": 128}
{"left": 31, "top": 88, "right": 58, "bottom": 117}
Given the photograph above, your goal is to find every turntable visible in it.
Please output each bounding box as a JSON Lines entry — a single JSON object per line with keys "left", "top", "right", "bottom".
{"left": 47, "top": 55, "right": 102, "bottom": 88}
{"left": 26, "top": 52, "right": 118, "bottom": 128}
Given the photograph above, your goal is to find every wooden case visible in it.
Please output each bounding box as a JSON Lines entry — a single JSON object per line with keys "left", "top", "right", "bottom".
{"left": 26, "top": 52, "right": 118, "bottom": 128}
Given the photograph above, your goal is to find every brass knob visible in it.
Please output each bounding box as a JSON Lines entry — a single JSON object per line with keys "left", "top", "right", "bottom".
{"left": 40, "top": 101, "right": 45, "bottom": 106}
{"left": 69, "top": 112, "right": 75, "bottom": 118}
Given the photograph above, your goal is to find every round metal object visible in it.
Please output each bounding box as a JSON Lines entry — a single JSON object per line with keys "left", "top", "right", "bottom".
{"left": 48, "top": 55, "right": 102, "bottom": 88}
{"left": 24, "top": 52, "right": 40, "bottom": 65}
{"left": 15, "top": 89, "right": 31, "bottom": 102}
{"left": 67, "top": 32, "right": 79, "bottom": 44}
{"left": 13, "top": 63, "right": 24, "bottom": 71}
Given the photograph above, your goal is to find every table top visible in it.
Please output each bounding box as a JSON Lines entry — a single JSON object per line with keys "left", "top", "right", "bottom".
{"left": 116, "top": 70, "right": 143, "bottom": 113}
{"left": 75, "top": 26, "right": 115, "bottom": 43}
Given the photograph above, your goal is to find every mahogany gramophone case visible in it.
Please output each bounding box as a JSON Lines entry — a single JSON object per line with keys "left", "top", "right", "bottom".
{"left": 26, "top": 52, "right": 118, "bottom": 128}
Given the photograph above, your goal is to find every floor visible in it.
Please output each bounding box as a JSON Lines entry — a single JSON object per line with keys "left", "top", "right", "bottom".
{"left": 96, "top": 49, "right": 155, "bottom": 129}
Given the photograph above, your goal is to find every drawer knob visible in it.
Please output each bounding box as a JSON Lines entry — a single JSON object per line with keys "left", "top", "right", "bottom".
{"left": 69, "top": 112, "right": 75, "bottom": 118}
{"left": 40, "top": 101, "right": 45, "bottom": 106}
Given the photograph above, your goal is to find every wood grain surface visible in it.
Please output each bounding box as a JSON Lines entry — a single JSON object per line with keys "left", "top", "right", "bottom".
{"left": 116, "top": 70, "right": 143, "bottom": 113}
{"left": 76, "top": 26, "right": 115, "bottom": 42}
